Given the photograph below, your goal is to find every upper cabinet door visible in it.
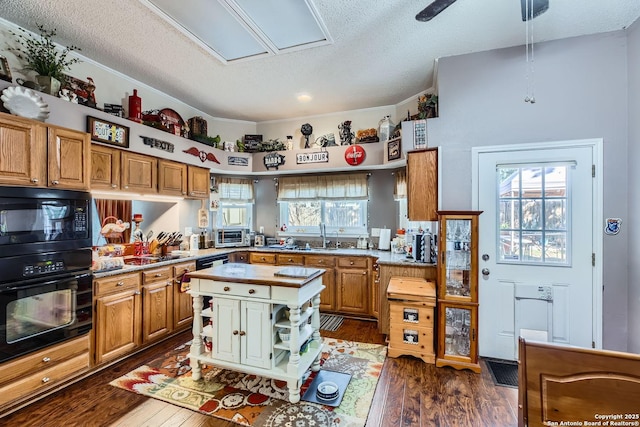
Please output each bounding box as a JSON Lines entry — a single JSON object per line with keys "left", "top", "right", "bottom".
{"left": 121, "top": 152, "right": 158, "bottom": 194}
{"left": 407, "top": 148, "right": 438, "bottom": 221}
{"left": 158, "top": 159, "right": 187, "bottom": 196}
{"left": 47, "top": 126, "right": 91, "bottom": 190}
{"left": 0, "top": 113, "right": 47, "bottom": 187}
{"left": 91, "top": 144, "right": 121, "bottom": 190}
{"left": 187, "top": 165, "right": 210, "bottom": 199}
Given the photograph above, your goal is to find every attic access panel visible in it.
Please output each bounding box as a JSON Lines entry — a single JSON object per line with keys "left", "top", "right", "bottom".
{"left": 142, "top": 0, "right": 331, "bottom": 63}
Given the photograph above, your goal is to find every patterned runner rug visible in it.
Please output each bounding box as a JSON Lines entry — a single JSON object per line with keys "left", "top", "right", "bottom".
{"left": 110, "top": 338, "right": 386, "bottom": 426}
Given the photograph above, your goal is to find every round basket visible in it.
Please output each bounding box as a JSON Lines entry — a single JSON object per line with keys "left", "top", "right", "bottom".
{"left": 100, "top": 216, "right": 124, "bottom": 241}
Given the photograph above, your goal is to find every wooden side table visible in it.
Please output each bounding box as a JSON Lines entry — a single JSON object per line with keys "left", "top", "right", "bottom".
{"left": 387, "top": 276, "right": 437, "bottom": 364}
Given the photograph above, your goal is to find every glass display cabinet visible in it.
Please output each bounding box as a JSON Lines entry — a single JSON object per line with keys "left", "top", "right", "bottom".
{"left": 436, "top": 211, "right": 482, "bottom": 373}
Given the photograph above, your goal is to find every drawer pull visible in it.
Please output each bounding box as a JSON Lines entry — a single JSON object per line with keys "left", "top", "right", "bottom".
{"left": 362, "top": 271, "right": 367, "bottom": 275}
{"left": 166, "top": 282, "right": 172, "bottom": 286}
{"left": 224, "top": 286, "right": 230, "bottom": 292}
{"left": 135, "top": 291, "right": 141, "bottom": 295}
{"left": 116, "top": 281, "right": 125, "bottom": 286}
{"left": 288, "top": 258, "right": 293, "bottom": 262}
{"left": 233, "top": 330, "right": 239, "bottom": 335}
{"left": 350, "top": 261, "right": 354, "bottom": 265}
{"left": 248, "top": 289, "right": 256, "bottom": 294}
{"left": 42, "top": 377, "right": 50, "bottom": 383}
{"left": 31, "top": 177, "right": 39, "bottom": 183}
{"left": 155, "top": 273, "right": 163, "bottom": 277}
{"left": 261, "top": 257, "right": 266, "bottom": 261}
{"left": 51, "top": 180, "right": 59, "bottom": 185}
{"left": 319, "top": 260, "right": 324, "bottom": 264}
{"left": 42, "top": 357, "right": 51, "bottom": 363}
{"left": 111, "top": 184, "right": 117, "bottom": 188}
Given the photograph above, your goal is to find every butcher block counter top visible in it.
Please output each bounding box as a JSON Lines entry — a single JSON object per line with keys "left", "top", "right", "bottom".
{"left": 188, "top": 262, "right": 325, "bottom": 288}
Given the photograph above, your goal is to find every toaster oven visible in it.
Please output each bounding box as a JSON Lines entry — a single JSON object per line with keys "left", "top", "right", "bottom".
{"left": 214, "top": 228, "right": 249, "bottom": 248}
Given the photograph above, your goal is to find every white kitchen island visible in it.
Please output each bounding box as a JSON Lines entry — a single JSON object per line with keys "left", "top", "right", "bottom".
{"left": 187, "top": 263, "right": 325, "bottom": 403}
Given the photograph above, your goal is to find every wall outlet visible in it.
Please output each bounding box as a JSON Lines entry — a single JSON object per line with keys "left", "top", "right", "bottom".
{"left": 185, "top": 226, "right": 193, "bottom": 236}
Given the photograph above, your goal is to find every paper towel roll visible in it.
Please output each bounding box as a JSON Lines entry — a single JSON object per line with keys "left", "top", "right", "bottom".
{"left": 378, "top": 228, "right": 391, "bottom": 250}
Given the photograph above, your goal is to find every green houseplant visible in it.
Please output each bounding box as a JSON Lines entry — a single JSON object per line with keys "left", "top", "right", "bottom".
{"left": 9, "top": 24, "right": 81, "bottom": 95}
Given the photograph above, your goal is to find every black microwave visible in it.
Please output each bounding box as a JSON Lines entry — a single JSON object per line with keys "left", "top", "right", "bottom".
{"left": 0, "top": 186, "right": 92, "bottom": 257}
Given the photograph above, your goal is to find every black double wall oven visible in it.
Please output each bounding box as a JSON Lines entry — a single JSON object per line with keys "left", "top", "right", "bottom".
{"left": 0, "top": 186, "right": 92, "bottom": 363}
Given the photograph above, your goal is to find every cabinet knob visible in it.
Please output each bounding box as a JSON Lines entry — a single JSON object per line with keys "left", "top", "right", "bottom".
{"left": 233, "top": 330, "right": 239, "bottom": 335}
{"left": 248, "top": 289, "right": 256, "bottom": 294}
{"left": 362, "top": 271, "right": 366, "bottom": 275}
{"left": 155, "top": 273, "right": 162, "bottom": 277}
{"left": 124, "top": 185, "right": 129, "bottom": 189}
{"left": 41, "top": 377, "right": 50, "bottom": 383}
{"left": 224, "top": 286, "right": 230, "bottom": 292}
{"left": 31, "top": 178, "right": 39, "bottom": 183}
{"left": 319, "top": 260, "right": 324, "bottom": 264}
{"left": 261, "top": 257, "right": 266, "bottom": 261}
{"left": 350, "top": 261, "right": 354, "bottom": 265}
{"left": 239, "top": 331, "right": 246, "bottom": 336}
{"left": 116, "top": 281, "right": 124, "bottom": 286}
{"left": 135, "top": 291, "right": 141, "bottom": 295}
{"left": 111, "top": 184, "right": 117, "bottom": 188}
{"left": 51, "top": 180, "right": 59, "bottom": 185}
{"left": 166, "top": 281, "right": 172, "bottom": 286}
{"left": 42, "top": 357, "right": 51, "bottom": 363}
{"left": 288, "top": 258, "right": 293, "bottom": 262}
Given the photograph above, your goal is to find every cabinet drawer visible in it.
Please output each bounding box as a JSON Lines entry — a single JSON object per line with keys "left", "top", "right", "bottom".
{"left": 198, "top": 281, "right": 270, "bottom": 299}
{"left": 0, "top": 335, "right": 89, "bottom": 386}
{"left": 305, "top": 255, "right": 335, "bottom": 267}
{"left": 173, "top": 261, "right": 196, "bottom": 281}
{"left": 0, "top": 352, "right": 89, "bottom": 407}
{"left": 142, "top": 266, "right": 172, "bottom": 284}
{"left": 250, "top": 253, "right": 277, "bottom": 264}
{"left": 276, "top": 253, "right": 304, "bottom": 265}
{"left": 389, "top": 324, "right": 435, "bottom": 355}
{"left": 389, "top": 301, "right": 435, "bottom": 329}
{"left": 337, "top": 256, "right": 369, "bottom": 269}
{"left": 95, "top": 272, "right": 140, "bottom": 296}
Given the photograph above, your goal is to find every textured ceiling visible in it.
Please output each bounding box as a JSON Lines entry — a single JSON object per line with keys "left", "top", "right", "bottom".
{"left": 0, "top": 0, "right": 638, "bottom": 122}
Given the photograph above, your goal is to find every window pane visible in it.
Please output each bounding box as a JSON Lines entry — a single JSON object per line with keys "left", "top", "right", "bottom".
{"left": 500, "top": 230, "right": 520, "bottom": 261}
{"left": 545, "top": 199, "right": 567, "bottom": 230}
{"left": 521, "top": 167, "right": 543, "bottom": 198}
{"left": 544, "top": 167, "right": 567, "bottom": 197}
{"left": 287, "top": 201, "right": 321, "bottom": 227}
{"left": 499, "top": 168, "right": 519, "bottom": 197}
{"left": 219, "top": 205, "right": 249, "bottom": 227}
{"left": 521, "top": 231, "right": 542, "bottom": 262}
{"left": 545, "top": 232, "right": 567, "bottom": 263}
{"left": 325, "top": 201, "right": 364, "bottom": 227}
{"left": 499, "top": 200, "right": 520, "bottom": 229}
{"left": 521, "top": 199, "right": 542, "bottom": 230}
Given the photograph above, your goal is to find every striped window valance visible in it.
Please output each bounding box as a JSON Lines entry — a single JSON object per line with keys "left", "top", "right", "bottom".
{"left": 394, "top": 169, "right": 407, "bottom": 200}
{"left": 277, "top": 173, "right": 368, "bottom": 201}
{"left": 218, "top": 177, "right": 254, "bottom": 202}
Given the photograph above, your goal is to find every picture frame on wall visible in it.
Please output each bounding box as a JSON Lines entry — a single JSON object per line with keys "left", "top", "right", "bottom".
{"left": 86, "top": 115, "right": 130, "bottom": 148}
{"left": 0, "top": 55, "right": 12, "bottom": 83}
{"left": 387, "top": 138, "right": 401, "bottom": 161}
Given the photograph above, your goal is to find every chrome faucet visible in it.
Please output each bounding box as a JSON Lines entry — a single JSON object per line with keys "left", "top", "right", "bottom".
{"left": 335, "top": 231, "right": 340, "bottom": 249}
{"left": 320, "top": 223, "right": 327, "bottom": 248}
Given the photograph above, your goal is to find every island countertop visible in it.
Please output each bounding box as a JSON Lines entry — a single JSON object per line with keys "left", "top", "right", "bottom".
{"left": 188, "top": 262, "right": 325, "bottom": 288}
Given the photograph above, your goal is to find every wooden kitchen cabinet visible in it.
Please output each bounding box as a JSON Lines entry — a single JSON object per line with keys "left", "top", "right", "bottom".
{"left": 230, "top": 251, "right": 249, "bottom": 263}
{"left": 407, "top": 148, "right": 438, "bottom": 221}
{"left": 436, "top": 211, "right": 482, "bottom": 373}
{"left": 173, "top": 261, "right": 196, "bottom": 330}
{"left": 141, "top": 266, "right": 174, "bottom": 343}
{"left": 305, "top": 255, "right": 336, "bottom": 312}
{"left": 0, "top": 335, "right": 89, "bottom": 410}
{"left": 377, "top": 263, "right": 437, "bottom": 335}
{"left": 335, "top": 256, "right": 371, "bottom": 316}
{"left": 187, "top": 165, "right": 210, "bottom": 198}
{"left": 0, "top": 112, "right": 90, "bottom": 190}
{"left": 250, "top": 252, "right": 277, "bottom": 264}
{"left": 93, "top": 272, "right": 142, "bottom": 365}
{"left": 158, "top": 159, "right": 187, "bottom": 196}
{"left": 121, "top": 151, "right": 157, "bottom": 194}
{"left": 276, "top": 253, "right": 304, "bottom": 266}
{"left": 91, "top": 144, "right": 121, "bottom": 190}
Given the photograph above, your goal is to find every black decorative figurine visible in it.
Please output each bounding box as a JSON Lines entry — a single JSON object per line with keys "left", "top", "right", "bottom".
{"left": 301, "top": 123, "right": 313, "bottom": 149}
{"left": 338, "top": 120, "right": 354, "bottom": 145}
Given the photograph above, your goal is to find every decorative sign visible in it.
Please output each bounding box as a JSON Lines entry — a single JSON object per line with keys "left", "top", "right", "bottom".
{"left": 228, "top": 156, "right": 249, "bottom": 166}
{"left": 344, "top": 144, "right": 366, "bottom": 166}
{"left": 104, "top": 103, "right": 125, "bottom": 118}
{"left": 87, "top": 116, "right": 129, "bottom": 148}
{"left": 605, "top": 218, "right": 622, "bottom": 235}
{"left": 264, "top": 152, "right": 285, "bottom": 170}
{"left": 296, "top": 151, "right": 329, "bottom": 165}
{"left": 141, "top": 136, "right": 174, "bottom": 153}
{"left": 387, "top": 138, "right": 401, "bottom": 161}
{"left": 183, "top": 147, "right": 220, "bottom": 164}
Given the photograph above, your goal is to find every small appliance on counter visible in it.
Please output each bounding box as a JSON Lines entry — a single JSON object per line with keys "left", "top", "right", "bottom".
{"left": 412, "top": 232, "right": 432, "bottom": 263}
{"left": 214, "top": 228, "right": 249, "bottom": 248}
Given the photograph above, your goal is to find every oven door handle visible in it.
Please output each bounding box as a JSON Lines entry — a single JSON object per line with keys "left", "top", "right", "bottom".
{"left": 0, "top": 271, "right": 90, "bottom": 292}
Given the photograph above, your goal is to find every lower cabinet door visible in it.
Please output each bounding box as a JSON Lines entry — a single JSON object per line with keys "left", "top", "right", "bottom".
{"left": 95, "top": 289, "right": 141, "bottom": 364}
{"left": 142, "top": 282, "right": 173, "bottom": 343}
{"left": 213, "top": 298, "right": 241, "bottom": 363}
{"left": 241, "top": 301, "right": 272, "bottom": 369}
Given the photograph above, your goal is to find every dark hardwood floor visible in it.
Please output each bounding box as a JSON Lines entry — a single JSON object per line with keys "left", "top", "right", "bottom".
{"left": 1, "top": 319, "right": 517, "bottom": 427}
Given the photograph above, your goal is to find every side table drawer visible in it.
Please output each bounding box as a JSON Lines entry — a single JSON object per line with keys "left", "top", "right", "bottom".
{"left": 142, "top": 266, "right": 172, "bottom": 284}
{"left": 389, "top": 301, "right": 435, "bottom": 328}
{"left": 389, "top": 324, "right": 435, "bottom": 356}
{"left": 196, "top": 280, "right": 271, "bottom": 299}
{"left": 95, "top": 272, "right": 140, "bottom": 296}
{"left": 250, "top": 253, "right": 277, "bottom": 264}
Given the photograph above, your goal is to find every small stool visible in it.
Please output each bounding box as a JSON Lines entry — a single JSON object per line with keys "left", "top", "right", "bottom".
{"left": 387, "top": 277, "right": 436, "bottom": 364}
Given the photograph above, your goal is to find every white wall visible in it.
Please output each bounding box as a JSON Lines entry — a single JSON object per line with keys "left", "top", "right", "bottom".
{"left": 432, "top": 31, "right": 630, "bottom": 352}
{"left": 627, "top": 19, "right": 640, "bottom": 353}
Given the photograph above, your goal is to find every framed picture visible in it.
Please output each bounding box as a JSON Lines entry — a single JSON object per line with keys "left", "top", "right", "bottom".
{"left": 86, "top": 116, "right": 130, "bottom": 148}
{"left": 0, "top": 55, "right": 12, "bottom": 83}
{"left": 387, "top": 138, "right": 402, "bottom": 161}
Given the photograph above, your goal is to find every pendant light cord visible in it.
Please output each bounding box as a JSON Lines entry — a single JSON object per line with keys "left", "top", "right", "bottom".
{"left": 525, "top": 0, "right": 536, "bottom": 104}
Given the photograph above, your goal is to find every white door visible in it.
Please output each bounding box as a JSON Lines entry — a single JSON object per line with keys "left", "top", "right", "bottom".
{"left": 213, "top": 298, "right": 240, "bottom": 363}
{"left": 241, "top": 300, "right": 272, "bottom": 369}
{"left": 472, "top": 140, "right": 602, "bottom": 361}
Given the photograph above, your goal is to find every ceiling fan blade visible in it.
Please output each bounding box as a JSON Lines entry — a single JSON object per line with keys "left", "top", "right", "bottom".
{"left": 521, "top": 0, "right": 549, "bottom": 21}
{"left": 416, "top": 0, "right": 458, "bottom": 22}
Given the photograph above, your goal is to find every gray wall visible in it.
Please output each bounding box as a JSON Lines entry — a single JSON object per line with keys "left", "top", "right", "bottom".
{"left": 430, "top": 31, "right": 630, "bottom": 351}
{"left": 627, "top": 19, "right": 640, "bottom": 353}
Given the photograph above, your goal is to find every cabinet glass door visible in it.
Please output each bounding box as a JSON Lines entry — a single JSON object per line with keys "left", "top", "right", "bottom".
{"left": 444, "top": 306, "right": 472, "bottom": 358}
{"left": 444, "top": 218, "right": 472, "bottom": 298}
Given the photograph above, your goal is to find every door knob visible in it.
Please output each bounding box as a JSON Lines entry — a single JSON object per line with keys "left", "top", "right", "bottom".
{"left": 482, "top": 268, "right": 490, "bottom": 276}
{"left": 482, "top": 254, "right": 490, "bottom": 261}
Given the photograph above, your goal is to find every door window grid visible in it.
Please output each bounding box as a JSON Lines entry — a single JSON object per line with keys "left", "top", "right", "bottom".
{"left": 497, "top": 164, "right": 571, "bottom": 265}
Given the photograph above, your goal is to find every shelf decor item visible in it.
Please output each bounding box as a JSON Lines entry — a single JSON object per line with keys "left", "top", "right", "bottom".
{"left": 87, "top": 115, "right": 130, "bottom": 148}
{"left": 0, "top": 55, "right": 12, "bottom": 82}
{"left": 9, "top": 24, "right": 81, "bottom": 96}
{"left": 128, "top": 89, "right": 142, "bottom": 122}
{"left": 0, "top": 85, "right": 50, "bottom": 122}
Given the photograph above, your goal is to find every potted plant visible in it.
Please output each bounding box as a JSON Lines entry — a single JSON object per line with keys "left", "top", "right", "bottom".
{"left": 9, "top": 24, "right": 81, "bottom": 95}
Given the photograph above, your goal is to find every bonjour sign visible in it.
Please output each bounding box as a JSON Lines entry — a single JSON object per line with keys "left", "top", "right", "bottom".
{"left": 296, "top": 151, "right": 329, "bottom": 165}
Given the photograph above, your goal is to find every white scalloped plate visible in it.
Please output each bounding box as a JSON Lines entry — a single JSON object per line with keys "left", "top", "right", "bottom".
{"left": 1, "top": 86, "right": 50, "bottom": 121}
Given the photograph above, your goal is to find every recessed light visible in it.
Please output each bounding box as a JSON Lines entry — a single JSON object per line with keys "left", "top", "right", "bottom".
{"left": 297, "top": 93, "right": 312, "bottom": 103}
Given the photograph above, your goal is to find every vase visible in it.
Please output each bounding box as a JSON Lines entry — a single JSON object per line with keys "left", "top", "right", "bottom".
{"left": 35, "top": 75, "right": 61, "bottom": 96}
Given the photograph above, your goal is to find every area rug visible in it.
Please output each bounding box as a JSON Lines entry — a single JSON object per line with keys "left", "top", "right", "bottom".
{"left": 110, "top": 338, "right": 386, "bottom": 426}
{"left": 485, "top": 358, "right": 519, "bottom": 388}
{"left": 320, "top": 314, "right": 344, "bottom": 331}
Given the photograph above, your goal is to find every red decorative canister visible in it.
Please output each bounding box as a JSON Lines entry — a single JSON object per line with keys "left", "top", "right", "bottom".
{"left": 128, "top": 89, "right": 142, "bottom": 122}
